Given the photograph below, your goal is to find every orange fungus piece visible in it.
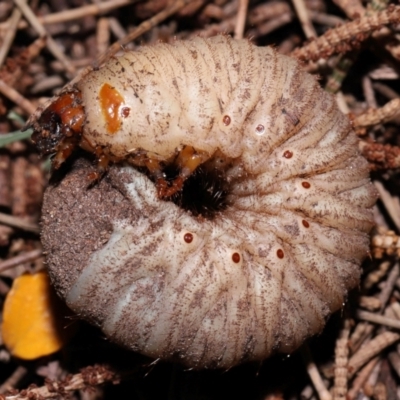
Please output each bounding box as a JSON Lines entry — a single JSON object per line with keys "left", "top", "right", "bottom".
{"left": 2, "top": 271, "right": 75, "bottom": 360}
{"left": 99, "top": 83, "right": 125, "bottom": 134}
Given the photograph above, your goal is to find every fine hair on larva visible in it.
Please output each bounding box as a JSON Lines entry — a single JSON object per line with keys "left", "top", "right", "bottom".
{"left": 35, "top": 36, "right": 377, "bottom": 369}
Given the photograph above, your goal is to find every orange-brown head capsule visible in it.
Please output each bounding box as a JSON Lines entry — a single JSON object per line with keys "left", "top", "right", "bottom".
{"left": 30, "top": 89, "right": 85, "bottom": 165}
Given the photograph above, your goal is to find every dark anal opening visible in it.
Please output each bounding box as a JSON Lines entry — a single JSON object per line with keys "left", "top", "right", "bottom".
{"left": 145, "top": 158, "right": 233, "bottom": 220}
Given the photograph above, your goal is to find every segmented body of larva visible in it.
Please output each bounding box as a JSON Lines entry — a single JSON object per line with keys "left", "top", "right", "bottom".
{"left": 33, "top": 36, "right": 376, "bottom": 369}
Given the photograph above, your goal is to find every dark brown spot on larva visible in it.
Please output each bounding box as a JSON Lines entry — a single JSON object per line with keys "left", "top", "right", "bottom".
{"left": 302, "top": 182, "right": 311, "bottom": 189}
{"left": 277, "top": 249, "right": 284, "bottom": 259}
{"left": 302, "top": 220, "right": 310, "bottom": 228}
{"left": 282, "top": 108, "right": 300, "bottom": 126}
{"left": 232, "top": 252, "right": 241, "bottom": 263}
{"left": 184, "top": 233, "right": 193, "bottom": 243}
{"left": 283, "top": 150, "right": 293, "bottom": 159}
{"left": 223, "top": 115, "right": 231, "bottom": 126}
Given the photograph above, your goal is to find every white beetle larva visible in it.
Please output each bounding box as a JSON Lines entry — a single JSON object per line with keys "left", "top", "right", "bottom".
{"left": 32, "top": 36, "right": 377, "bottom": 369}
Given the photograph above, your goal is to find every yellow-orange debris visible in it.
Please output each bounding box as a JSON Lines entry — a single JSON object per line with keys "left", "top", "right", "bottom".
{"left": 2, "top": 271, "right": 75, "bottom": 360}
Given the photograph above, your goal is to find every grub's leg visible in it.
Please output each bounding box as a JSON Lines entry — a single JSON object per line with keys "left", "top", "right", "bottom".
{"left": 80, "top": 136, "right": 110, "bottom": 182}
{"left": 79, "top": 136, "right": 96, "bottom": 153}
{"left": 87, "top": 153, "right": 110, "bottom": 181}
{"left": 143, "top": 157, "right": 171, "bottom": 198}
{"left": 155, "top": 176, "right": 185, "bottom": 199}
{"left": 52, "top": 138, "right": 78, "bottom": 169}
{"left": 149, "top": 146, "right": 209, "bottom": 199}
{"left": 176, "top": 146, "right": 209, "bottom": 179}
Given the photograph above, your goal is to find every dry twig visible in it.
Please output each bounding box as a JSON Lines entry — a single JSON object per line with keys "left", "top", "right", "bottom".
{"left": 0, "top": 8, "right": 21, "bottom": 68}
{"left": 291, "top": 5, "right": 400, "bottom": 61}
{"left": 13, "top": 0, "right": 75, "bottom": 74}
{"left": 373, "top": 182, "right": 400, "bottom": 230}
{"left": 356, "top": 310, "right": 400, "bottom": 330}
{"left": 0, "top": 212, "right": 39, "bottom": 233}
{"left": 301, "top": 345, "right": 332, "bottom": 400}
{"left": 0, "top": 249, "right": 42, "bottom": 274}
{"left": 359, "top": 296, "right": 382, "bottom": 311}
{"left": 3, "top": 365, "right": 120, "bottom": 400}
{"left": 361, "top": 141, "right": 400, "bottom": 170}
{"left": 0, "top": 80, "right": 36, "bottom": 115}
{"left": 347, "top": 357, "right": 380, "bottom": 400}
{"left": 0, "top": 367, "right": 27, "bottom": 395}
{"left": 332, "top": 320, "right": 350, "bottom": 400}
{"left": 353, "top": 98, "right": 400, "bottom": 128}
{"left": 348, "top": 331, "right": 400, "bottom": 377}
{"left": 291, "top": 0, "right": 317, "bottom": 39}
{"left": 372, "top": 228, "right": 400, "bottom": 259}
{"left": 234, "top": 0, "right": 249, "bottom": 40}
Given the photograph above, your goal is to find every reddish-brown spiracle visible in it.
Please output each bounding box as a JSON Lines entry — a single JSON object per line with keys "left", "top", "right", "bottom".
{"left": 232, "top": 252, "right": 241, "bottom": 263}
{"left": 184, "top": 233, "right": 193, "bottom": 243}
{"left": 39, "top": 36, "right": 377, "bottom": 369}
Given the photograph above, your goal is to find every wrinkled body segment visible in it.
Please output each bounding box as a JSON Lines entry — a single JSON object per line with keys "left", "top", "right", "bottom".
{"left": 34, "top": 36, "right": 377, "bottom": 369}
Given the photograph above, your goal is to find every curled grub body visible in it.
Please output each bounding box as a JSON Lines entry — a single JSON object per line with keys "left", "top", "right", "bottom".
{"left": 36, "top": 36, "right": 376, "bottom": 369}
